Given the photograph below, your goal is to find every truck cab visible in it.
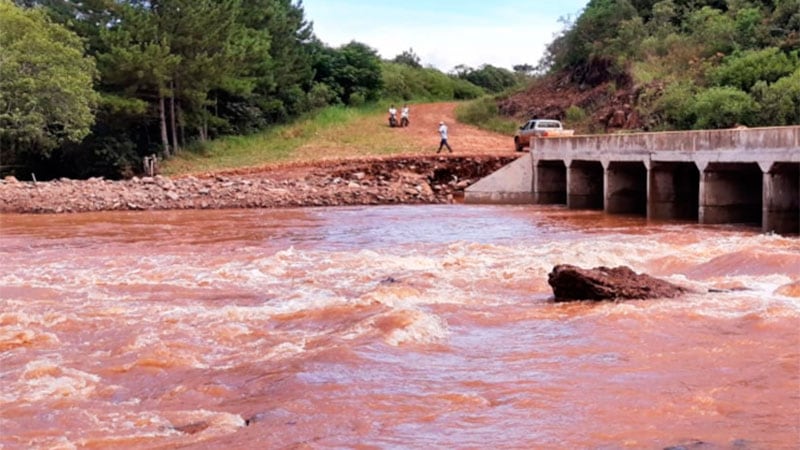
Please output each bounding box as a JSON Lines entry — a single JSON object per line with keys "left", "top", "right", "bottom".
{"left": 513, "top": 119, "right": 570, "bottom": 151}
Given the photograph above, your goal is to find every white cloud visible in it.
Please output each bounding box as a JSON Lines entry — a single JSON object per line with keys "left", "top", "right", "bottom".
{"left": 303, "top": 1, "right": 585, "bottom": 73}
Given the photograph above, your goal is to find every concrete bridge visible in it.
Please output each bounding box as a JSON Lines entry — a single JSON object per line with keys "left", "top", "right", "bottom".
{"left": 465, "top": 126, "right": 799, "bottom": 234}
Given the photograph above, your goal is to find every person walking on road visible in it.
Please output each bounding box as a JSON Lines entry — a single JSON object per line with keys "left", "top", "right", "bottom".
{"left": 437, "top": 121, "right": 453, "bottom": 153}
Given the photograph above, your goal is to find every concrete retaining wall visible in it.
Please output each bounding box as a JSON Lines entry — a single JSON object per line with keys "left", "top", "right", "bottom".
{"left": 463, "top": 153, "right": 534, "bottom": 204}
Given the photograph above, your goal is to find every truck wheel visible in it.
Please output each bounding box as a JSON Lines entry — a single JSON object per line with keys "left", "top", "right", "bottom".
{"left": 514, "top": 138, "right": 523, "bottom": 152}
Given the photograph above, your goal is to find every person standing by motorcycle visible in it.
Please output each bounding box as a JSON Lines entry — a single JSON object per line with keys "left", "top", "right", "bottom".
{"left": 388, "top": 104, "right": 398, "bottom": 127}
{"left": 401, "top": 104, "right": 410, "bottom": 127}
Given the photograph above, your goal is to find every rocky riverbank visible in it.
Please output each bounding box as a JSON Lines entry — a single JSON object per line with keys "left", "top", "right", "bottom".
{"left": 0, "top": 155, "right": 517, "bottom": 214}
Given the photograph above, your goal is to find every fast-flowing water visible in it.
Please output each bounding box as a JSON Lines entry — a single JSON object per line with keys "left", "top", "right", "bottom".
{"left": 1, "top": 205, "right": 798, "bottom": 449}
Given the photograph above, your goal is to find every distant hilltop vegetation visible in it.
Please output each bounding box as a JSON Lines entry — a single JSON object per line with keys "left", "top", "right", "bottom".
{"left": 499, "top": 0, "right": 800, "bottom": 134}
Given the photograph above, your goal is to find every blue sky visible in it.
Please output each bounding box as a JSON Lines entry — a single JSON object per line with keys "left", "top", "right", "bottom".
{"left": 302, "top": 0, "right": 589, "bottom": 72}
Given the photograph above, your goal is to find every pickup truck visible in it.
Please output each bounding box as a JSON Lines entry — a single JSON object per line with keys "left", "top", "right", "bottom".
{"left": 513, "top": 119, "right": 574, "bottom": 151}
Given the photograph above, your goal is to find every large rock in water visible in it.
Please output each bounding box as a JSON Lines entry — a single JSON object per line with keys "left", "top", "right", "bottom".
{"left": 548, "top": 264, "right": 687, "bottom": 301}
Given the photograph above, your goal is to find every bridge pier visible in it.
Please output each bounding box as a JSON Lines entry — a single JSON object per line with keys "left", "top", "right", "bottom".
{"left": 762, "top": 162, "right": 799, "bottom": 234}
{"left": 699, "top": 162, "right": 762, "bottom": 226}
{"left": 567, "top": 160, "right": 603, "bottom": 209}
{"left": 605, "top": 161, "right": 647, "bottom": 215}
{"left": 648, "top": 162, "right": 700, "bottom": 221}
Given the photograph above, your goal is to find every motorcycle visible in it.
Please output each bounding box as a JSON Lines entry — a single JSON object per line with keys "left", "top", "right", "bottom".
{"left": 388, "top": 113, "right": 398, "bottom": 127}
{"left": 400, "top": 116, "right": 409, "bottom": 127}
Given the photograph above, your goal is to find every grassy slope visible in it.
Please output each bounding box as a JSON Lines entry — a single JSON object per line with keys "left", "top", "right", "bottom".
{"left": 162, "top": 105, "right": 425, "bottom": 176}
{"left": 454, "top": 97, "right": 519, "bottom": 135}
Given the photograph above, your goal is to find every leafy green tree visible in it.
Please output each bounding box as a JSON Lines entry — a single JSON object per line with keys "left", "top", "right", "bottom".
{"left": 686, "top": 6, "right": 736, "bottom": 56}
{"left": 649, "top": 0, "right": 678, "bottom": 33}
{"left": 158, "top": 0, "right": 245, "bottom": 143}
{"left": 652, "top": 81, "right": 698, "bottom": 129}
{"left": 381, "top": 62, "right": 483, "bottom": 102}
{"left": 98, "top": 2, "right": 180, "bottom": 155}
{"left": 312, "top": 41, "right": 383, "bottom": 105}
{"left": 393, "top": 48, "right": 422, "bottom": 68}
{"left": 238, "top": 0, "right": 314, "bottom": 123}
{"left": 525, "top": 0, "right": 799, "bottom": 131}
{"left": 13, "top": 0, "right": 118, "bottom": 55}
{"left": 458, "top": 64, "right": 518, "bottom": 93}
{"left": 513, "top": 64, "right": 535, "bottom": 75}
{"left": 766, "top": 0, "right": 800, "bottom": 52}
{"left": 752, "top": 68, "right": 800, "bottom": 125}
{"left": 307, "top": 82, "right": 339, "bottom": 109}
{"left": 451, "top": 64, "right": 472, "bottom": 78}
{"left": 733, "top": 7, "right": 765, "bottom": 49}
{"left": 546, "top": 0, "right": 639, "bottom": 78}
{"left": 710, "top": 47, "right": 799, "bottom": 92}
{"left": 692, "top": 86, "right": 758, "bottom": 129}
{"left": 99, "top": 0, "right": 274, "bottom": 150}
{"left": 606, "top": 15, "right": 647, "bottom": 61}
{"left": 0, "top": 0, "right": 98, "bottom": 164}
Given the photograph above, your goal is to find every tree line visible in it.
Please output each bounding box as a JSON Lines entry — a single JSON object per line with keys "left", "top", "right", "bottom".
{"left": 1, "top": 0, "right": 528, "bottom": 180}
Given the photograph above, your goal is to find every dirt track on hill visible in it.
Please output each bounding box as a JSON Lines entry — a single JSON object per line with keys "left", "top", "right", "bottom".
{"left": 395, "top": 102, "right": 512, "bottom": 154}
{"left": 0, "top": 103, "right": 520, "bottom": 214}
{"left": 220, "top": 102, "right": 516, "bottom": 178}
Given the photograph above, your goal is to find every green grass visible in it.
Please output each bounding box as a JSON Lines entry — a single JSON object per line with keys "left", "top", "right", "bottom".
{"left": 454, "top": 97, "right": 519, "bottom": 135}
{"left": 161, "top": 104, "right": 386, "bottom": 175}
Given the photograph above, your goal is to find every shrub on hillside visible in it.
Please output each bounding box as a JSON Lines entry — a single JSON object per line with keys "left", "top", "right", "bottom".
{"left": 652, "top": 81, "right": 698, "bottom": 130}
{"left": 687, "top": 7, "right": 736, "bottom": 57}
{"left": 565, "top": 105, "right": 587, "bottom": 123}
{"left": 734, "top": 7, "right": 764, "bottom": 49}
{"left": 457, "top": 64, "right": 519, "bottom": 93}
{"left": 381, "top": 62, "right": 483, "bottom": 102}
{"left": 709, "top": 48, "right": 799, "bottom": 92}
{"left": 692, "top": 86, "right": 758, "bottom": 129}
{"left": 308, "top": 82, "right": 339, "bottom": 109}
{"left": 752, "top": 68, "right": 800, "bottom": 126}
{"left": 451, "top": 78, "right": 485, "bottom": 100}
{"left": 456, "top": 97, "right": 518, "bottom": 135}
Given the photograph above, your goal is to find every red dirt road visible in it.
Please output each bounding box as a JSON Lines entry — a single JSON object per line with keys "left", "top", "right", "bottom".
{"left": 394, "top": 102, "right": 513, "bottom": 155}
{"left": 213, "top": 101, "right": 517, "bottom": 180}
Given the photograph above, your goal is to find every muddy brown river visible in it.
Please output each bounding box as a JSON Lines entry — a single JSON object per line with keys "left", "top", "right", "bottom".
{"left": 1, "top": 205, "right": 798, "bottom": 449}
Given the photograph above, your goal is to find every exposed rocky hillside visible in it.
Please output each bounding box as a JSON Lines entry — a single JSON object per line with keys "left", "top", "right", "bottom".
{"left": 498, "top": 71, "right": 650, "bottom": 134}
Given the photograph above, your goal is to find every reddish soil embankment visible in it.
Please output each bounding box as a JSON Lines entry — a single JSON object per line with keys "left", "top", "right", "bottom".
{"left": 0, "top": 103, "right": 519, "bottom": 214}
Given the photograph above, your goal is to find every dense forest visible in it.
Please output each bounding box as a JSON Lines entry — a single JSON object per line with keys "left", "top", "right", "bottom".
{"left": 1, "top": 0, "right": 798, "bottom": 179}
{"left": 501, "top": 0, "right": 800, "bottom": 132}
{"left": 0, "top": 0, "right": 520, "bottom": 179}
